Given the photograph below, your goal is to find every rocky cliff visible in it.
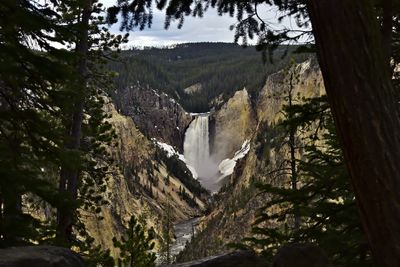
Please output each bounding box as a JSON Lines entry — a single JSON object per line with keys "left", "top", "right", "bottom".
{"left": 257, "top": 59, "right": 324, "bottom": 124}
{"left": 210, "top": 88, "right": 256, "bottom": 162}
{"left": 84, "top": 58, "right": 324, "bottom": 262}
{"left": 80, "top": 99, "right": 207, "bottom": 258}
{"left": 115, "top": 83, "right": 192, "bottom": 152}
{"left": 176, "top": 59, "right": 325, "bottom": 261}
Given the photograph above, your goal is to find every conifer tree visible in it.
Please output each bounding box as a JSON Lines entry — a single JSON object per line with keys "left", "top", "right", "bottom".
{"left": 159, "top": 195, "right": 173, "bottom": 265}
{"left": 276, "top": 59, "right": 303, "bottom": 229}
{"left": 237, "top": 96, "right": 371, "bottom": 266}
{"left": 0, "top": 2, "right": 126, "bottom": 261}
{"left": 112, "top": 215, "right": 156, "bottom": 267}
{"left": 55, "top": 0, "right": 127, "bottom": 246}
{"left": 0, "top": 0, "right": 75, "bottom": 246}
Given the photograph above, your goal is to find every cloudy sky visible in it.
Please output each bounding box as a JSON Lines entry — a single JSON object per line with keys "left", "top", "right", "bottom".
{"left": 100, "top": 0, "right": 291, "bottom": 47}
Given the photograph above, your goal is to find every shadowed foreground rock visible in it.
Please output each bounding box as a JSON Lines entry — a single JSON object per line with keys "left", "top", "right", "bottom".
{"left": 273, "top": 243, "right": 331, "bottom": 267}
{"left": 165, "top": 244, "right": 330, "bottom": 267}
{"left": 163, "top": 251, "right": 266, "bottom": 267}
{"left": 0, "top": 246, "right": 85, "bottom": 267}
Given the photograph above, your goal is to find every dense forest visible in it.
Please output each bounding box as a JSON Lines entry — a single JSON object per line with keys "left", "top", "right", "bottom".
{"left": 109, "top": 43, "right": 309, "bottom": 112}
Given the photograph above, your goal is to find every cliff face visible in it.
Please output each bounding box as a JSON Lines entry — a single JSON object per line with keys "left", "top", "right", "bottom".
{"left": 82, "top": 100, "right": 207, "bottom": 258}
{"left": 211, "top": 88, "right": 256, "bottom": 162}
{"left": 85, "top": 59, "right": 325, "bottom": 261}
{"left": 256, "top": 59, "right": 324, "bottom": 124}
{"left": 115, "top": 83, "right": 192, "bottom": 152}
{"left": 177, "top": 59, "right": 326, "bottom": 261}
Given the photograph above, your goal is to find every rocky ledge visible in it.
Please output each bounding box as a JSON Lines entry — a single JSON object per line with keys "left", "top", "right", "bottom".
{"left": 115, "top": 83, "right": 191, "bottom": 152}
{"left": 0, "top": 243, "right": 331, "bottom": 267}
{"left": 165, "top": 244, "right": 331, "bottom": 267}
{"left": 162, "top": 251, "right": 265, "bottom": 267}
{"left": 0, "top": 246, "right": 85, "bottom": 267}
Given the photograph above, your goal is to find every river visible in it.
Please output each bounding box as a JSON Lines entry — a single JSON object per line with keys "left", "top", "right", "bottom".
{"left": 170, "top": 217, "right": 200, "bottom": 257}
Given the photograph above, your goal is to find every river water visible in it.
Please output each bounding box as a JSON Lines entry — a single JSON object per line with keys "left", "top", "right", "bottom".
{"left": 170, "top": 217, "right": 200, "bottom": 257}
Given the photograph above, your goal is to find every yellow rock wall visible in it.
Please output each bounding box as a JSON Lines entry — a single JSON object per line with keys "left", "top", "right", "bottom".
{"left": 82, "top": 100, "right": 206, "bottom": 258}
{"left": 212, "top": 88, "right": 256, "bottom": 162}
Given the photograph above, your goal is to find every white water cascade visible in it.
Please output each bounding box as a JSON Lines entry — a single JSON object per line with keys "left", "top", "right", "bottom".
{"left": 184, "top": 114, "right": 218, "bottom": 191}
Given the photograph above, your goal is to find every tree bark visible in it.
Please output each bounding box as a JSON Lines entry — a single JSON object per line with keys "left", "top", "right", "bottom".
{"left": 288, "top": 71, "right": 300, "bottom": 229}
{"left": 307, "top": 0, "right": 400, "bottom": 266}
{"left": 381, "top": 0, "right": 393, "bottom": 67}
{"left": 2, "top": 194, "right": 22, "bottom": 245}
{"left": 56, "top": 0, "right": 91, "bottom": 245}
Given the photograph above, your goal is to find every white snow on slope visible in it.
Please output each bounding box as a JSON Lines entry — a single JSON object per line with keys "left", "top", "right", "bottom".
{"left": 218, "top": 140, "right": 250, "bottom": 180}
{"left": 152, "top": 139, "right": 198, "bottom": 179}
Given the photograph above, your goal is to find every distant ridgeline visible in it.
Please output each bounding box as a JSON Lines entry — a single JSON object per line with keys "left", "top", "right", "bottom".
{"left": 109, "top": 42, "right": 309, "bottom": 112}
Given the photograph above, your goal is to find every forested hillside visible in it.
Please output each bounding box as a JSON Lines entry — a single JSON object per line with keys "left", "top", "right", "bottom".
{"left": 110, "top": 43, "right": 308, "bottom": 112}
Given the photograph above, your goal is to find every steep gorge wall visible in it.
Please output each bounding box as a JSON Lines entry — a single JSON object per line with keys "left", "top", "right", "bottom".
{"left": 115, "top": 83, "right": 192, "bottom": 152}
{"left": 211, "top": 89, "right": 256, "bottom": 163}
{"left": 177, "top": 59, "right": 326, "bottom": 261}
{"left": 257, "top": 59, "right": 324, "bottom": 124}
{"left": 102, "top": 59, "right": 324, "bottom": 261}
{"left": 81, "top": 100, "right": 207, "bottom": 258}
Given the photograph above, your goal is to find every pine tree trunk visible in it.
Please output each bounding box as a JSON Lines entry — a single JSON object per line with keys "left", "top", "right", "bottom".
{"left": 307, "top": 0, "right": 400, "bottom": 265}
{"left": 0, "top": 194, "right": 2, "bottom": 245}
{"left": 381, "top": 0, "right": 393, "bottom": 67}
{"left": 56, "top": 0, "right": 91, "bottom": 244}
{"left": 2, "top": 194, "right": 22, "bottom": 245}
{"left": 288, "top": 73, "right": 300, "bottom": 230}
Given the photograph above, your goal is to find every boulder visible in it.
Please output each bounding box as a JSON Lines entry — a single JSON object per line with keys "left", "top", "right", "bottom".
{"left": 116, "top": 83, "right": 191, "bottom": 152}
{"left": 273, "top": 243, "right": 331, "bottom": 267}
{"left": 0, "top": 246, "right": 85, "bottom": 267}
{"left": 163, "top": 250, "right": 266, "bottom": 267}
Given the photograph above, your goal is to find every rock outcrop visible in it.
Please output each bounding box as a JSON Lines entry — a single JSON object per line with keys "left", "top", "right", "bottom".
{"left": 80, "top": 100, "right": 207, "bottom": 258}
{"left": 168, "top": 244, "right": 330, "bottom": 267}
{"left": 165, "top": 251, "right": 265, "bottom": 267}
{"left": 184, "top": 83, "right": 203, "bottom": 95}
{"left": 0, "top": 246, "right": 85, "bottom": 267}
{"left": 115, "top": 83, "right": 192, "bottom": 152}
{"left": 211, "top": 88, "right": 256, "bottom": 162}
{"left": 257, "top": 59, "right": 324, "bottom": 124}
{"left": 176, "top": 59, "right": 326, "bottom": 261}
{"left": 273, "top": 243, "right": 331, "bottom": 267}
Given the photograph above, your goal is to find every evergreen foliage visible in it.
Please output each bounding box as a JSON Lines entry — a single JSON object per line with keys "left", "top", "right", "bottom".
{"left": 0, "top": 1, "right": 134, "bottom": 265}
{"left": 178, "top": 186, "right": 198, "bottom": 208}
{"left": 235, "top": 96, "right": 371, "bottom": 266}
{"left": 2, "top": 0, "right": 397, "bottom": 265}
{"left": 0, "top": 0, "right": 75, "bottom": 247}
{"left": 109, "top": 43, "right": 309, "bottom": 112}
{"left": 113, "top": 215, "right": 156, "bottom": 267}
{"left": 158, "top": 196, "right": 173, "bottom": 265}
{"left": 156, "top": 148, "right": 209, "bottom": 198}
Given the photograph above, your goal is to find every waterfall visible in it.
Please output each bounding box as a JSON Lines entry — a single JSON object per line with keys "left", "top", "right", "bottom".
{"left": 184, "top": 114, "right": 218, "bottom": 191}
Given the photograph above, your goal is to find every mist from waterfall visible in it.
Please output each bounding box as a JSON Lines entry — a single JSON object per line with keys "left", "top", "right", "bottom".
{"left": 184, "top": 114, "right": 219, "bottom": 192}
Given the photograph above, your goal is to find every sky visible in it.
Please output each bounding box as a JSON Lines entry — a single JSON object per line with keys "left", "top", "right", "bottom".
{"left": 100, "top": 0, "right": 293, "bottom": 48}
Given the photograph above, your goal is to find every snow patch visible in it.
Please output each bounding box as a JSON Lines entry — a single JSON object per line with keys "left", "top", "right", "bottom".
{"left": 218, "top": 140, "right": 250, "bottom": 180}
{"left": 189, "top": 112, "right": 211, "bottom": 116}
{"left": 151, "top": 89, "right": 160, "bottom": 97}
{"left": 152, "top": 139, "right": 198, "bottom": 179}
{"left": 298, "top": 59, "right": 311, "bottom": 75}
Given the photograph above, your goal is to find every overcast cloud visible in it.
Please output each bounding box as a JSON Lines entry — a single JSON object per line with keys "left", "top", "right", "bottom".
{"left": 100, "top": 1, "right": 303, "bottom": 47}
{"left": 101, "top": 0, "right": 238, "bottom": 47}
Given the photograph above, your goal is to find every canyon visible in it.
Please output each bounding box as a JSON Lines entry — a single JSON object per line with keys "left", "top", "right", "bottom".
{"left": 76, "top": 46, "right": 324, "bottom": 263}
